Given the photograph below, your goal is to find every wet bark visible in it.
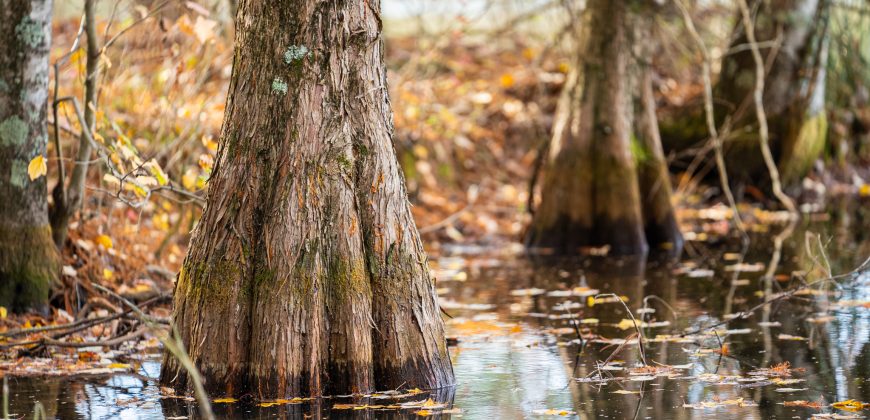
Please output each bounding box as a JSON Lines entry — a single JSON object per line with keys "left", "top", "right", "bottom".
{"left": 0, "top": 0, "right": 60, "bottom": 312}
{"left": 160, "top": 0, "right": 454, "bottom": 398}
{"left": 526, "top": 0, "right": 681, "bottom": 256}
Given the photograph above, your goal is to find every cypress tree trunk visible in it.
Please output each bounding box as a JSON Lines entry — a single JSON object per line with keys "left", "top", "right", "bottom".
{"left": 160, "top": 0, "right": 454, "bottom": 398}
{"left": 526, "top": 0, "right": 681, "bottom": 256}
{"left": 0, "top": 0, "right": 60, "bottom": 312}
{"left": 715, "top": 0, "right": 830, "bottom": 186}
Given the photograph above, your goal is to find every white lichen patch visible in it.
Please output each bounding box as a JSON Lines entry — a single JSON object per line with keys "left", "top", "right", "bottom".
{"left": 15, "top": 17, "right": 44, "bottom": 48}
{"left": 272, "top": 78, "right": 289, "bottom": 95}
{"left": 284, "top": 45, "right": 310, "bottom": 64}
{"left": 0, "top": 117, "right": 28, "bottom": 146}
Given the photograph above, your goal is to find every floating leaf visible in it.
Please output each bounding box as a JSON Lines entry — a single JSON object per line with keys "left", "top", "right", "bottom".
{"left": 108, "top": 363, "right": 131, "bottom": 369}
{"left": 532, "top": 408, "right": 576, "bottom": 416}
{"left": 783, "top": 400, "right": 823, "bottom": 409}
{"left": 612, "top": 389, "right": 639, "bottom": 394}
{"left": 832, "top": 400, "right": 866, "bottom": 412}
{"left": 213, "top": 397, "right": 238, "bottom": 403}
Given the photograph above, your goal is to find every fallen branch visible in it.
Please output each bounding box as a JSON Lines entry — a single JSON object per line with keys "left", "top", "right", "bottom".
{"left": 40, "top": 327, "right": 149, "bottom": 348}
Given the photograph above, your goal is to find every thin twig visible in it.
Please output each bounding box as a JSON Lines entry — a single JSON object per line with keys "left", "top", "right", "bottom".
{"left": 675, "top": 0, "right": 748, "bottom": 238}
{"left": 595, "top": 293, "right": 647, "bottom": 367}
{"left": 735, "top": 0, "right": 797, "bottom": 215}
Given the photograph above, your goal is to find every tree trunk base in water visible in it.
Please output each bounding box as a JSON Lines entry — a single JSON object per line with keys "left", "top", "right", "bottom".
{"left": 159, "top": 0, "right": 453, "bottom": 399}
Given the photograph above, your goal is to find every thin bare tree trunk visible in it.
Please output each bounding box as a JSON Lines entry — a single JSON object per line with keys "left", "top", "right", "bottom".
{"left": 49, "top": 0, "right": 100, "bottom": 247}
{"left": 160, "top": 0, "right": 453, "bottom": 398}
{"left": 0, "top": 0, "right": 60, "bottom": 312}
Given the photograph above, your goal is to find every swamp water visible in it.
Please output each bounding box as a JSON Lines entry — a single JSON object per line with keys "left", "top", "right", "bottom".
{"left": 5, "top": 201, "right": 870, "bottom": 419}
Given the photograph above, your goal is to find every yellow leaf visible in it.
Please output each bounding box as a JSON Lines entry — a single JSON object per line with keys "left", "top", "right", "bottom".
{"left": 23, "top": 320, "right": 32, "bottom": 329}
{"left": 832, "top": 399, "right": 866, "bottom": 412}
{"left": 213, "top": 397, "right": 238, "bottom": 403}
{"left": 407, "top": 388, "right": 424, "bottom": 394}
{"left": 500, "top": 73, "right": 515, "bottom": 88}
{"left": 201, "top": 135, "right": 218, "bottom": 152}
{"left": 103, "top": 268, "right": 114, "bottom": 280}
{"left": 96, "top": 234, "right": 113, "bottom": 249}
{"left": 70, "top": 48, "right": 85, "bottom": 66}
{"left": 587, "top": 296, "right": 595, "bottom": 307}
{"left": 182, "top": 168, "right": 198, "bottom": 190}
{"left": 108, "top": 363, "right": 130, "bottom": 369}
{"left": 198, "top": 154, "right": 214, "bottom": 173}
{"left": 616, "top": 319, "right": 639, "bottom": 330}
{"left": 0, "top": 307, "right": 6, "bottom": 319}
{"left": 421, "top": 399, "right": 438, "bottom": 408}
{"left": 257, "top": 398, "right": 304, "bottom": 407}
{"left": 415, "top": 410, "right": 432, "bottom": 416}
{"left": 144, "top": 159, "right": 169, "bottom": 186}
{"left": 28, "top": 155, "right": 47, "bottom": 181}
{"left": 860, "top": 184, "right": 870, "bottom": 197}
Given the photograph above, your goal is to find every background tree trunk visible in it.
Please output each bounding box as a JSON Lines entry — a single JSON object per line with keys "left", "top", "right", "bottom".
{"left": 715, "top": 0, "right": 830, "bottom": 187}
{"left": 160, "top": 0, "right": 454, "bottom": 398}
{"left": 526, "top": 0, "right": 681, "bottom": 256}
{"left": 0, "top": 0, "right": 60, "bottom": 312}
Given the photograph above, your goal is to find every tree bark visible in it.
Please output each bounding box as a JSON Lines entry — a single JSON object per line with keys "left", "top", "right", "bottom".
{"left": 526, "top": 0, "right": 681, "bottom": 256}
{"left": 0, "top": 0, "right": 60, "bottom": 312}
{"left": 160, "top": 0, "right": 453, "bottom": 399}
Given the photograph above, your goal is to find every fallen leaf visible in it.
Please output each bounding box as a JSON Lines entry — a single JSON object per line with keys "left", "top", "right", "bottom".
{"left": 108, "top": 363, "right": 131, "bottom": 369}
{"left": 783, "top": 400, "right": 823, "bottom": 409}
{"left": 832, "top": 399, "right": 867, "bottom": 412}
{"left": 532, "top": 408, "right": 576, "bottom": 416}
{"left": 96, "top": 234, "right": 113, "bottom": 249}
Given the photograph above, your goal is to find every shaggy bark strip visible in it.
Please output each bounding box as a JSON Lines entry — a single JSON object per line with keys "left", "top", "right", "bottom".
{"left": 0, "top": 0, "right": 60, "bottom": 311}
{"left": 161, "top": 0, "right": 453, "bottom": 398}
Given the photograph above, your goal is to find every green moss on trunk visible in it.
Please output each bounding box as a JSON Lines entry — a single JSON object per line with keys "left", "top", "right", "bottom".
{"left": 0, "top": 224, "right": 59, "bottom": 311}
{"left": 780, "top": 112, "right": 827, "bottom": 185}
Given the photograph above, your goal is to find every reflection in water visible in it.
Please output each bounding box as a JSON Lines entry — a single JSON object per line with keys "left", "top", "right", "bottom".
{"left": 5, "top": 200, "right": 870, "bottom": 419}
